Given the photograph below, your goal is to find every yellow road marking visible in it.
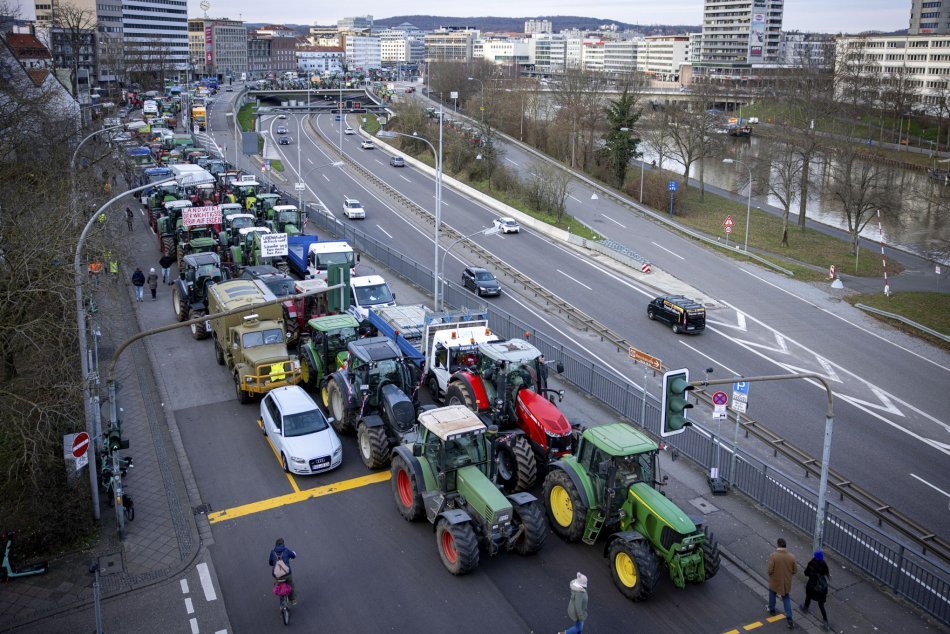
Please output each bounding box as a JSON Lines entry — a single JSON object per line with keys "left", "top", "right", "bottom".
{"left": 724, "top": 630, "right": 740, "bottom": 634}
{"left": 743, "top": 622, "right": 764, "bottom": 631}
{"left": 765, "top": 616, "right": 785, "bottom": 623}
{"left": 207, "top": 471, "right": 391, "bottom": 524}
{"left": 261, "top": 424, "right": 300, "bottom": 493}
{"left": 722, "top": 614, "right": 788, "bottom": 634}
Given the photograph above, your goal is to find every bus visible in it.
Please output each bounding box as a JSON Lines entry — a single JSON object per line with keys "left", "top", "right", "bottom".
{"left": 143, "top": 100, "right": 159, "bottom": 120}
{"left": 192, "top": 106, "right": 207, "bottom": 131}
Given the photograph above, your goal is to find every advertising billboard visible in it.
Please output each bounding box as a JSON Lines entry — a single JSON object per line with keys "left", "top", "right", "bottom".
{"left": 205, "top": 26, "right": 214, "bottom": 65}
{"left": 748, "top": 0, "right": 767, "bottom": 63}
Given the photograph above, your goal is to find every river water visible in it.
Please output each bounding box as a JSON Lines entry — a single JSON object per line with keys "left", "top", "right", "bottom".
{"left": 636, "top": 135, "right": 949, "bottom": 264}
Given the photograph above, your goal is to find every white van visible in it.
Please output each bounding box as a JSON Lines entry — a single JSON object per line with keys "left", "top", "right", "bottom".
{"left": 348, "top": 275, "right": 396, "bottom": 320}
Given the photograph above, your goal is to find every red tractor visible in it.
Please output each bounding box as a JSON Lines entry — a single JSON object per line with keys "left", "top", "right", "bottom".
{"left": 443, "top": 338, "right": 569, "bottom": 493}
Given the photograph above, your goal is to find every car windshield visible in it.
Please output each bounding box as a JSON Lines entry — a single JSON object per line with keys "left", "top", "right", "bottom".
{"left": 277, "top": 210, "right": 298, "bottom": 224}
{"left": 354, "top": 284, "right": 393, "bottom": 306}
{"left": 474, "top": 271, "right": 495, "bottom": 282}
{"left": 231, "top": 217, "right": 253, "bottom": 229}
{"left": 316, "top": 251, "right": 354, "bottom": 268}
{"left": 503, "top": 219, "right": 516, "bottom": 226}
{"left": 443, "top": 434, "right": 487, "bottom": 470}
{"left": 242, "top": 328, "right": 284, "bottom": 348}
{"left": 282, "top": 409, "right": 328, "bottom": 437}
{"left": 265, "top": 278, "right": 296, "bottom": 297}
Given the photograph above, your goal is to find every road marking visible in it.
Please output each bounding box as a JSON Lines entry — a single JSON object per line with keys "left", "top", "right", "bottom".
{"left": 568, "top": 194, "right": 582, "bottom": 202}
{"left": 399, "top": 174, "right": 411, "bottom": 182}
{"left": 678, "top": 341, "right": 741, "bottom": 376}
{"left": 722, "top": 614, "right": 786, "bottom": 634}
{"left": 651, "top": 241, "right": 685, "bottom": 260}
{"left": 307, "top": 157, "right": 313, "bottom": 164}
{"left": 197, "top": 562, "right": 217, "bottom": 601}
{"left": 910, "top": 473, "right": 950, "bottom": 498}
{"left": 376, "top": 159, "right": 385, "bottom": 166}
{"left": 207, "top": 472, "right": 391, "bottom": 524}
{"left": 263, "top": 428, "right": 299, "bottom": 493}
{"left": 180, "top": 579, "right": 189, "bottom": 594}
{"left": 556, "top": 269, "right": 592, "bottom": 290}
{"left": 505, "top": 157, "right": 519, "bottom": 166}
{"left": 600, "top": 214, "right": 626, "bottom": 228}
{"left": 184, "top": 597, "right": 194, "bottom": 614}
{"left": 377, "top": 225, "right": 393, "bottom": 239}
{"left": 189, "top": 618, "right": 198, "bottom": 634}
{"left": 322, "top": 174, "right": 330, "bottom": 182}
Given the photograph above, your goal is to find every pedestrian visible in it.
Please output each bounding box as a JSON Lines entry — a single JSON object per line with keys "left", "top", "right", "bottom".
{"left": 800, "top": 551, "right": 831, "bottom": 630}
{"left": 767, "top": 537, "right": 798, "bottom": 629}
{"left": 147, "top": 268, "right": 159, "bottom": 300}
{"left": 87, "top": 260, "right": 103, "bottom": 288}
{"left": 558, "top": 572, "right": 588, "bottom": 634}
{"left": 131, "top": 267, "right": 145, "bottom": 302}
{"left": 126, "top": 207, "right": 134, "bottom": 231}
{"left": 538, "top": 354, "right": 549, "bottom": 391}
{"left": 160, "top": 253, "right": 175, "bottom": 285}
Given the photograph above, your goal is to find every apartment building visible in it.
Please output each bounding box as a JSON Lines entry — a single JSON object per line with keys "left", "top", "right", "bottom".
{"left": 424, "top": 27, "right": 477, "bottom": 62}
{"left": 639, "top": 35, "right": 690, "bottom": 82}
{"left": 698, "top": 0, "right": 783, "bottom": 78}
{"left": 187, "top": 17, "right": 246, "bottom": 79}
{"left": 297, "top": 46, "right": 343, "bottom": 74}
{"left": 910, "top": 0, "right": 950, "bottom": 35}
{"left": 525, "top": 19, "right": 552, "bottom": 35}
{"left": 344, "top": 34, "right": 381, "bottom": 70}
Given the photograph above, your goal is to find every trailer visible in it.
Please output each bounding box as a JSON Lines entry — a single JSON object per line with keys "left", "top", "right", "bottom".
{"left": 169, "top": 163, "right": 215, "bottom": 187}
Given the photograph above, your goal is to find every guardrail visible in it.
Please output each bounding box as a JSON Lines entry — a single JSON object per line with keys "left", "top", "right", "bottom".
{"left": 855, "top": 303, "right": 950, "bottom": 343}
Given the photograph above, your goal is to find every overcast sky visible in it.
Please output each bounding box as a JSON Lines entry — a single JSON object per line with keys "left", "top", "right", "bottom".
{"left": 189, "top": 0, "right": 907, "bottom": 34}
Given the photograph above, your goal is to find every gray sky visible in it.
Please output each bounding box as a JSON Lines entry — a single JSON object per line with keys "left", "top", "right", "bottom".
{"left": 191, "top": 0, "right": 907, "bottom": 34}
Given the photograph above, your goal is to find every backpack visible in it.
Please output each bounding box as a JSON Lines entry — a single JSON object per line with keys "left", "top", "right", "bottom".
{"left": 815, "top": 574, "right": 828, "bottom": 594}
{"left": 273, "top": 557, "right": 290, "bottom": 579}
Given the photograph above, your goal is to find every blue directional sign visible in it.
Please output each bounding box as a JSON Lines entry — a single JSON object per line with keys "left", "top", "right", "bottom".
{"left": 668, "top": 180, "right": 678, "bottom": 192}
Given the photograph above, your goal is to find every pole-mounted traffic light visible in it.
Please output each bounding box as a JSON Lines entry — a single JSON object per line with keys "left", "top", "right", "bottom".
{"left": 661, "top": 368, "right": 694, "bottom": 437}
{"left": 106, "top": 426, "right": 129, "bottom": 453}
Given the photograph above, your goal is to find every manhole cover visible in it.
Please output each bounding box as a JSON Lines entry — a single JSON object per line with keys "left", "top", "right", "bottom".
{"left": 98, "top": 552, "right": 123, "bottom": 575}
{"left": 689, "top": 497, "right": 719, "bottom": 515}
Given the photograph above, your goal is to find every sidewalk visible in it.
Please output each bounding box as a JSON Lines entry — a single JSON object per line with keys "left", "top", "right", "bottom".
{"left": 0, "top": 210, "right": 217, "bottom": 632}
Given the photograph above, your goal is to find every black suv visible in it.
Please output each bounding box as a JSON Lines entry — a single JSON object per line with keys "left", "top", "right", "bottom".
{"left": 461, "top": 266, "right": 501, "bottom": 297}
{"left": 647, "top": 295, "right": 705, "bottom": 334}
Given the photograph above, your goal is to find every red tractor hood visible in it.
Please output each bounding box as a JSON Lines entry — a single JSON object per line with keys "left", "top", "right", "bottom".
{"left": 516, "top": 389, "right": 572, "bottom": 437}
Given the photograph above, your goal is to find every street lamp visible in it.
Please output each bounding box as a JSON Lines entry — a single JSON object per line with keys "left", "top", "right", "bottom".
{"left": 722, "top": 157, "right": 753, "bottom": 252}
{"left": 467, "top": 76, "right": 485, "bottom": 125}
{"left": 294, "top": 160, "right": 344, "bottom": 212}
{"left": 439, "top": 226, "right": 500, "bottom": 310}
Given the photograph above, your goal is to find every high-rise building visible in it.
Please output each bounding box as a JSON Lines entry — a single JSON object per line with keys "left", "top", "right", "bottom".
{"left": 187, "top": 18, "right": 246, "bottom": 79}
{"left": 698, "top": 0, "right": 783, "bottom": 79}
{"left": 909, "top": 0, "right": 950, "bottom": 35}
{"left": 525, "top": 19, "right": 552, "bottom": 35}
{"left": 124, "top": 0, "right": 188, "bottom": 75}
{"left": 424, "top": 27, "right": 478, "bottom": 63}
{"left": 344, "top": 35, "right": 381, "bottom": 70}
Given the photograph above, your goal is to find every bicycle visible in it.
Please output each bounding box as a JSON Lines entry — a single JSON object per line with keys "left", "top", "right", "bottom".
{"left": 273, "top": 578, "right": 292, "bottom": 625}
{"left": 1, "top": 532, "right": 49, "bottom": 581}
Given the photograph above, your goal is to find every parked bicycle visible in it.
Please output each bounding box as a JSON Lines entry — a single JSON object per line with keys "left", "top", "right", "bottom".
{"left": 1, "top": 531, "right": 49, "bottom": 581}
{"left": 100, "top": 454, "right": 135, "bottom": 521}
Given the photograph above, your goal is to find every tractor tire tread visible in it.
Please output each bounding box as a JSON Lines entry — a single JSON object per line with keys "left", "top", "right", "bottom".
{"left": 608, "top": 539, "right": 661, "bottom": 602}
{"left": 436, "top": 519, "right": 479, "bottom": 575}
{"left": 542, "top": 469, "right": 587, "bottom": 543}
{"left": 512, "top": 500, "right": 546, "bottom": 556}
{"left": 358, "top": 423, "right": 391, "bottom": 470}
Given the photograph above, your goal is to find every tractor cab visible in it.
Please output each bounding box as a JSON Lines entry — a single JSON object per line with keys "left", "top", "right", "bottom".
{"left": 298, "top": 313, "right": 360, "bottom": 389}
{"left": 269, "top": 204, "right": 302, "bottom": 235}
{"left": 470, "top": 339, "right": 561, "bottom": 418}
{"left": 159, "top": 199, "right": 192, "bottom": 240}
{"left": 231, "top": 226, "right": 270, "bottom": 265}
{"left": 574, "top": 427, "right": 658, "bottom": 519}
{"left": 345, "top": 337, "right": 418, "bottom": 428}
{"left": 219, "top": 212, "right": 255, "bottom": 249}
{"left": 256, "top": 193, "right": 281, "bottom": 217}
{"left": 417, "top": 405, "right": 492, "bottom": 489}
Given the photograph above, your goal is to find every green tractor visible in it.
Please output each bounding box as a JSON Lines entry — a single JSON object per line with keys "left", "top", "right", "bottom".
{"left": 228, "top": 227, "right": 291, "bottom": 274}
{"left": 542, "top": 423, "right": 720, "bottom": 601}
{"left": 157, "top": 199, "right": 192, "bottom": 258}
{"left": 266, "top": 204, "right": 303, "bottom": 236}
{"left": 297, "top": 313, "right": 360, "bottom": 395}
{"left": 255, "top": 193, "right": 281, "bottom": 219}
{"left": 172, "top": 252, "right": 228, "bottom": 339}
{"left": 147, "top": 183, "right": 181, "bottom": 232}
{"left": 390, "top": 405, "right": 547, "bottom": 575}
{"left": 175, "top": 223, "right": 218, "bottom": 269}
{"left": 218, "top": 210, "right": 255, "bottom": 252}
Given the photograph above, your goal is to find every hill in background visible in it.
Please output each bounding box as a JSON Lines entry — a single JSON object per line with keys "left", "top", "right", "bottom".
{"left": 375, "top": 15, "right": 699, "bottom": 34}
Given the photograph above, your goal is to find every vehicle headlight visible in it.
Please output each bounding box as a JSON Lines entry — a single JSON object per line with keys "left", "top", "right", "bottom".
{"left": 290, "top": 456, "right": 306, "bottom": 464}
{"left": 245, "top": 376, "right": 254, "bottom": 383}
{"left": 333, "top": 446, "right": 342, "bottom": 457}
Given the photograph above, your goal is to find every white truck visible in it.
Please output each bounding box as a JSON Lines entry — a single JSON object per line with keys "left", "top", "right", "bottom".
{"left": 366, "top": 305, "right": 499, "bottom": 402}
{"left": 348, "top": 275, "right": 396, "bottom": 320}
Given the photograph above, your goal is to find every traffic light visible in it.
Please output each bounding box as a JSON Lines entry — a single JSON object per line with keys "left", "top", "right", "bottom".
{"left": 106, "top": 426, "right": 129, "bottom": 453}
{"left": 661, "top": 368, "right": 694, "bottom": 437}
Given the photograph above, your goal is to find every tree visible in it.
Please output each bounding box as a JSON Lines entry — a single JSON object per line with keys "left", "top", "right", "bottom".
{"left": 48, "top": 1, "right": 97, "bottom": 97}
{"left": 827, "top": 145, "right": 899, "bottom": 254}
{"left": 524, "top": 161, "right": 570, "bottom": 221}
{"left": 598, "top": 87, "right": 641, "bottom": 188}
{"left": 552, "top": 68, "right": 605, "bottom": 169}
{"left": 754, "top": 137, "right": 803, "bottom": 247}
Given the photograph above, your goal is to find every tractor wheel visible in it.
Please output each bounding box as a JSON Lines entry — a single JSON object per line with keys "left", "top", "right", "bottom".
{"left": 172, "top": 287, "right": 187, "bottom": 322}
{"left": 391, "top": 455, "right": 424, "bottom": 522}
{"left": 445, "top": 382, "right": 477, "bottom": 412}
{"left": 426, "top": 372, "right": 441, "bottom": 403}
{"left": 495, "top": 435, "right": 538, "bottom": 493}
{"left": 357, "top": 422, "right": 390, "bottom": 470}
{"left": 435, "top": 518, "right": 479, "bottom": 575}
{"left": 511, "top": 500, "right": 546, "bottom": 556}
{"left": 299, "top": 354, "right": 313, "bottom": 389}
{"left": 161, "top": 236, "right": 174, "bottom": 257}
{"left": 234, "top": 374, "right": 251, "bottom": 404}
{"left": 608, "top": 539, "right": 661, "bottom": 602}
{"left": 319, "top": 379, "right": 331, "bottom": 411}
{"left": 214, "top": 340, "right": 224, "bottom": 366}
{"left": 189, "top": 310, "right": 208, "bottom": 340}
{"left": 326, "top": 377, "right": 353, "bottom": 434}
{"left": 701, "top": 526, "right": 721, "bottom": 580}
{"left": 543, "top": 469, "right": 587, "bottom": 542}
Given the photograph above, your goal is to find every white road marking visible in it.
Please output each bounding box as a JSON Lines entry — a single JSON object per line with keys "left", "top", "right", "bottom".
{"left": 180, "top": 579, "right": 189, "bottom": 594}
{"left": 399, "top": 174, "right": 411, "bottom": 182}
{"left": 568, "top": 195, "right": 582, "bottom": 203}
{"left": 307, "top": 157, "right": 313, "bottom": 164}
{"left": 601, "top": 214, "right": 627, "bottom": 228}
{"left": 184, "top": 597, "right": 194, "bottom": 614}
{"left": 910, "top": 473, "right": 950, "bottom": 499}
{"left": 375, "top": 159, "right": 385, "bottom": 166}
{"left": 505, "top": 157, "right": 519, "bottom": 166}
{"left": 322, "top": 174, "right": 330, "bottom": 182}
{"left": 678, "top": 341, "right": 741, "bottom": 377}
{"left": 651, "top": 241, "right": 685, "bottom": 260}
{"left": 376, "top": 225, "right": 393, "bottom": 239}
{"left": 556, "top": 269, "right": 592, "bottom": 290}
{"left": 189, "top": 618, "right": 199, "bottom": 634}
{"left": 197, "top": 562, "right": 217, "bottom": 601}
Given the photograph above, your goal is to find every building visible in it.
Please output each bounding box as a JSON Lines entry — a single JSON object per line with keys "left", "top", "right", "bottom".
{"left": 247, "top": 30, "right": 297, "bottom": 78}
{"left": 344, "top": 35, "right": 381, "bottom": 70}
{"left": 424, "top": 27, "right": 477, "bottom": 63}
{"left": 779, "top": 31, "right": 832, "bottom": 67}
{"left": 337, "top": 15, "right": 372, "bottom": 33}
{"left": 525, "top": 19, "right": 552, "bottom": 35}
{"left": 910, "top": 0, "right": 950, "bottom": 35}
{"left": 297, "top": 46, "right": 343, "bottom": 74}
{"left": 582, "top": 40, "right": 604, "bottom": 71}
{"left": 638, "top": 35, "right": 690, "bottom": 82}
{"left": 187, "top": 17, "right": 247, "bottom": 80}
{"left": 123, "top": 0, "right": 189, "bottom": 79}
{"left": 697, "top": 0, "right": 784, "bottom": 79}
{"left": 835, "top": 33, "right": 950, "bottom": 116}
{"left": 255, "top": 24, "right": 297, "bottom": 39}
{"left": 308, "top": 25, "right": 341, "bottom": 47}
{"left": 603, "top": 39, "right": 639, "bottom": 76}
{"left": 689, "top": 32, "right": 703, "bottom": 63}
{"left": 474, "top": 38, "right": 530, "bottom": 68}
{"left": 528, "top": 34, "right": 565, "bottom": 73}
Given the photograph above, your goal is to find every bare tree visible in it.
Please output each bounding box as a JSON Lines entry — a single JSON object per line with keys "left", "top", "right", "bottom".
{"left": 48, "top": 1, "right": 97, "bottom": 97}
{"left": 754, "top": 136, "right": 803, "bottom": 247}
{"left": 827, "top": 145, "right": 900, "bottom": 254}
{"left": 524, "top": 161, "right": 570, "bottom": 221}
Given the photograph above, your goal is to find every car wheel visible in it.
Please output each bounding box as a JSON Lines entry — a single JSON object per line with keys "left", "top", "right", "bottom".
{"left": 281, "top": 453, "right": 289, "bottom": 473}
{"left": 672, "top": 324, "right": 680, "bottom": 334}
{"left": 647, "top": 309, "right": 655, "bottom": 321}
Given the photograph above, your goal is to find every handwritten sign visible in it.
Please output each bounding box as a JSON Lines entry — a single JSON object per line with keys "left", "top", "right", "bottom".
{"left": 182, "top": 205, "right": 222, "bottom": 227}
{"left": 260, "top": 232, "right": 288, "bottom": 258}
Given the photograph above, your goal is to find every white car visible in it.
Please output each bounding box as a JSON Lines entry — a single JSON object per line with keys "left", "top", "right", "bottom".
{"left": 343, "top": 197, "right": 365, "bottom": 219}
{"left": 360, "top": 140, "right": 375, "bottom": 150}
{"left": 344, "top": 127, "right": 355, "bottom": 135}
{"left": 259, "top": 386, "right": 342, "bottom": 475}
{"left": 493, "top": 217, "right": 520, "bottom": 234}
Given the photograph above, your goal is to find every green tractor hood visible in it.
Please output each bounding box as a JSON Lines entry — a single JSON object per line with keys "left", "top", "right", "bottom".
{"left": 457, "top": 465, "right": 511, "bottom": 524}
{"left": 189, "top": 236, "right": 217, "bottom": 252}
{"left": 626, "top": 481, "right": 696, "bottom": 536}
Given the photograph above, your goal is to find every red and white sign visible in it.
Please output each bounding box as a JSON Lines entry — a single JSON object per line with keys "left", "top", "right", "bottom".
{"left": 72, "top": 432, "right": 90, "bottom": 458}
{"left": 712, "top": 391, "right": 728, "bottom": 406}
{"left": 182, "top": 205, "right": 222, "bottom": 227}
{"left": 641, "top": 262, "right": 652, "bottom": 274}
{"left": 723, "top": 215, "right": 735, "bottom": 235}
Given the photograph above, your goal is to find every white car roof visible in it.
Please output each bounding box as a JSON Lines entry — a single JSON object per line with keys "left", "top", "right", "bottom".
{"left": 268, "top": 386, "right": 318, "bottom": 416}
{"left": 239, "top": 226, "right": 270, "bottom": 235}
{"left": 309, "top": 241, "right": 352, "bottom": 253}
{"left": 225, "top": 213, "right": 254, "bottom": 220}
{"left": 272, "top": 205, "right": 298, "bottom": 212}
{"left": 351, "top": 275, "right": 385, "bottom": 287}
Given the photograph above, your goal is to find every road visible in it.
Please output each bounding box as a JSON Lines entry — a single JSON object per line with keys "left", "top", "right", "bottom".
{"left": 221, "top": 90, "right": 950, "bottom": 540}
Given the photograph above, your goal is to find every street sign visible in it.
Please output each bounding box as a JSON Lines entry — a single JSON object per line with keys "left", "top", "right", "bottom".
{"left": 713, "top": 404, "right": 727, "bottom": 419}
{"left": 193, "top": 125, "right": 199, "bottom": 135}
{"left": 712, "top": 391, "right": 728, "bottom": 406}
{"left": 731, "top": 381, "right": 749, "bottom": 412}
{"left": 72, "top": 432, "right": 90, "bottom": 458}
{"left": 294, "top": 182, "right": 306, "bottom": 191}
{"left": 627, "top": 346, "right": 661, "bottom": 370}
{"left": 723, "top": 215, "right": 735, "bottom": 235}
{"left": 668, "top": 180, "right": 678, "bottom": 192}
{"left": 731, "top": 400, "right": 747, "bottom": 413}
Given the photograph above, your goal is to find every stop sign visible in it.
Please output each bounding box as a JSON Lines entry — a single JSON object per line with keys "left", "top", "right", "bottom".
{"left": 72, "top": 432, "right": 90, "bottom": 458}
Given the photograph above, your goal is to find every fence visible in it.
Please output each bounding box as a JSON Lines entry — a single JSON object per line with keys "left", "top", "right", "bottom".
{"left": 296, "top": 189, "right": 950, "bottom": 625}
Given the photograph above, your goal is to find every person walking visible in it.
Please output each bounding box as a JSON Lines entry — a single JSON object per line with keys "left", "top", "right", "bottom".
{"left": 768, "top": 537, "right": 798, "bottom": 629}
{"left": 147, "top": 268, "right": 159, "bottom": 301}
{"left": 126, "top": 207, "right": 135, "bottom": 231}
{"left": 87, "top": 260, "right": 103, "bottom": 288}
{"left": 131, "top": 267, "right": 145, "bottom": 302}
{"left": 558, "top": 572, "right": 588, "bottom": 634}
{"left": 268, "top": 538, "right": 297, "bottom": 605}
{"left": 801, "top": 551, "right": 831, "bottom": 630}
{"left": 160, "top": 254, "right": 175, "bottom": 285}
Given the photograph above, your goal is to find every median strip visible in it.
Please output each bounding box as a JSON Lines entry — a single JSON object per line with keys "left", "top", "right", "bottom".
{"left": 207, "top": 471, "right": 391, "bottom": 524}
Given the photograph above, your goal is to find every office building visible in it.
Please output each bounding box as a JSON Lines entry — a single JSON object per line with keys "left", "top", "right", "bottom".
{"left": 297, "top": 46, "right": 343, "bottom": 74}
{"left": 910, "top": 0, "right": 950, "bottom": 35}
{"left": 779, "top": 31, "right": 832, "bottom": 67}
{"left": 638, "top": 35, "right": 690, "bottom": 82}
{"left": 187, "top": 17, "right": 246, "bottom": 79}
{"left": 344, "top": 35, "right": 381, "bottom": 70}
{"left": 424, "top": 28, "right": 477, "bottom": 63}
{"left": 525, "top": 19, "right": 552, "bottom": 35}
{"left": 247, "top": 29, "right": 297, "bottom": 78}
{"left": 698, "top": 0, "right": 783, "bottom": 79}
{"left": 338, "top": 15, "right": 372, "bottom": 33}
{"left": 123, "top": 0, "right": 188, "bottom": 75}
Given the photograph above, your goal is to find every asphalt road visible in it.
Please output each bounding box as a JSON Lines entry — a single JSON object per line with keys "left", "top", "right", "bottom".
{"left": 241, "top": 101, "right": 950, "bottom": 539}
